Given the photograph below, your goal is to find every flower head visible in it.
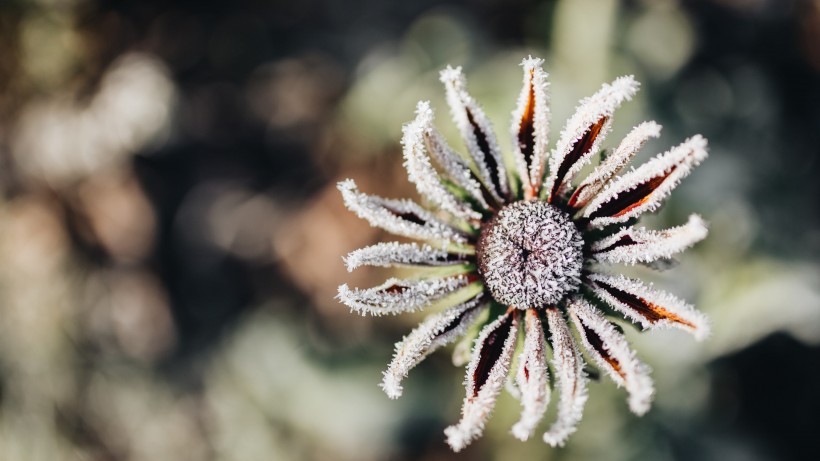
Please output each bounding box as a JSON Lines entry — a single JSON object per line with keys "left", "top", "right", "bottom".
{"left": 337, "top": 56, "right": 709, "bottom": 451}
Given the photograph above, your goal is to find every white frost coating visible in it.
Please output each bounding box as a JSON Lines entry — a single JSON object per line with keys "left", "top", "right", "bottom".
{"left": 571, "top": 121, "right": 661, "bottom": 209}
{"left": 510, "top": 57, "right": 551, "bottom": 190}
{"left": 344, "top": 242, "right": 465, "bottom": 271}
{"left": 544, "top": 76, "right": 639, "bottom": 199}
{"left": 440, "top": 66, "right": 509, "bottom": 201}
{"left": 337, "top": 275, "right": 468, "bottom": 316}
{"left": 511, "top": 309, "right": 551, "bottom": 441}
{"left": 584, "top": 135, "right": 709, "bottom": 228}
{"left": 567, "top": 297, "right": 655, "bottom": 415}
{"left": 445, "top": 311, "right": 519, "bottom": 451}
{"left": 337, "top": 179, "right": 467, "bottom": 244}
{"left": 588, "top": 273, "right": 710, "bottom": 340}
{"left": 403, "top": 102, "right": 483, "bottom": 220}
{"left": 542, "top": 308, "right": 588, "bottom": 447}
{"left": 592, "top": 214, "right": 708, "bottom": 265}
{"left": 478, "top": 201, "right": 583, "bottom": 307}
{"left": 381, "top": 294, "right": 487, "bottom": 399}
{"left": 415, "top": 102, "right": 491, "bottom": 210}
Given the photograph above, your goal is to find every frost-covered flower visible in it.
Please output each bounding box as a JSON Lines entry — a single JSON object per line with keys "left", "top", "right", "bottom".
{"left": 337, "top": 57, "right": 709, "bottom": 451}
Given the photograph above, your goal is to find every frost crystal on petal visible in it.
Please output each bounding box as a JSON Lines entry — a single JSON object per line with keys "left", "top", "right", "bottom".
{"left": 338, "top": 179, "right": 468, "bottom": 244}
{"left": 416, "top": 105, "right": 491, "bottom": 211}
{"left": 344, "top": 242, "right": 467, "bottom": 271}
{"left": 445, "top": 309, "right": 519, "bottom": 451}
{"left": 511, "top": 309, "right": 551, "bottom": 441}
{"left": 402, "top": 102, "right": 484, "bottom": 220}
{"left": 337, "top": 276, "right": 469, "bottom": 316}
{"left": 440, "top": 66, "right": 509, "bottom": 202}
{"left": 542, "top": 308, "right": 588, "bottom": 447}
{"left": 567, "top": 297, "right": 655, "bottom": 415}
{"left": 583, "top": 135, "right": 708, "bottom": 228}
{"left": 592, "top": 214, "right": 708, "bottom": 265}
{"left": 587, "top": 273, "right": 710, "bottom": 340}
{"left": 510, "top": 57, "right": 551, "bottom": 193}
{"left": 381, "top": 294, "right": 487, "bottom": 399}
{"left": 545, "top": 76, "right": 639, "bottom": 202}
{"left": 569, "top": 121, "right": 661, "bottom": 210}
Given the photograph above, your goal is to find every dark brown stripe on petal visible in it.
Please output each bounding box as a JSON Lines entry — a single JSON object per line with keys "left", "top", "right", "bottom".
{"left": 382, "top": 283, "right": 408, "bottom": 294}
{"left": 473, "top": 311, "right": 515, "bottom": 397}
{"left": 518, "top": 78, "right": 536, "bottom": 169}
{"left": 382, "top": 207, "right": 428, "bottom": 226}
{"left": 440, "top": 303, "right": 481, "bottom": 336}
{"left": 588, "top": 166, "right": 676, "bottom": 220}
{"left": 597, "top": 280, "right": 697, "bottom": 329}
{"left": 549, "top": 116, "right": 608, "bottom": 203}
{"left": 594, "top": 235, "right": 639, "bottom": 255}
{"left": 580, "top": 321, "right": 624, "bottom": 379}
{"left": 466, "top": 109, "right": 504, "bottom": 198}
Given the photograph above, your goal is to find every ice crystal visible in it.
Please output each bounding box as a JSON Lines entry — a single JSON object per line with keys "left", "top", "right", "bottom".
{"left": 338, "top": 56, "right": 710, "bottom": 450}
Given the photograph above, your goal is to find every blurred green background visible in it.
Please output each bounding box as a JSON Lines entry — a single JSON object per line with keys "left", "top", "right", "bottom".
{"left": 0, "top": 0, "right": 819, "bottom": 460}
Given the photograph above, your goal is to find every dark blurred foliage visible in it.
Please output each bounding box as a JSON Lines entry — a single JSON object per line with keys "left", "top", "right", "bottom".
{"left": 0, "top": 0, "right": 819, "bottom": 460}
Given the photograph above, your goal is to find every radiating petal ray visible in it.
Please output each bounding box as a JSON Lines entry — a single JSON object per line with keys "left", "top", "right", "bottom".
{"left": 381, "top": 294, "right": 487, "bottom": 399}
{"left": 567, "top": 297, "right": 654, "bottom": 415}
{"left": 511, "top": 309, "right": 551, "bottom": 441}
{"left": 337, "top": 275, "right": 470, "bottom": 316}
{"left": 591, "top": 214, "right": 708, "bottom": 265}
{"left": 510, "top": 57, "right": 551, "bottom": 195}
{"left": 568, "top": 121, "right": 661, "bottom": 210}
{"left": 403, "top": 102, "right": 484, "bottom": 220}
{"left": 587, "top": 273, "right": 710, "bottom": 340}
{"left": 413, "top": 102, "right": 492, "bottom": 211}
{"left": 542, "top": 308, "right": 588, "bottom": 447}
{"left": 445, "top": 309, "right": 519, "bottom": 451}
{"left": 338, "top": 179, "right": 468, "bottom": 244}
{"left": 583, "top": 135, "right": 708, "bottom": 228}
{"left": 344, "top": 242, "right": 469, "bottom": 271}
{"left": 545, "top": 76, "right": 639, "bottom": 203}
{"left": 440, "top": 66, "right": 509, "bottom": 202}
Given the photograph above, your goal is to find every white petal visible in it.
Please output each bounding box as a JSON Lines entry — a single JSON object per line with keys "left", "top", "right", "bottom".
{"left": 544, "top": 76, "right": 639, "bottom": 202}
{"left": 510, "top": 57, "right": 551, "bottom": 193}
{"left": 444, "top": 309, "right": 519, "bottom": 451}
{"left": 587, "top": 273, "right": 711, "bottom": 340}
{"left": 337, "top": 179, "right": 468, "bottom": 244}
{"left": 402, "top": 102, "right": 483, "bottom": 220}
{"left": 591, "top": 214, "right": 708, "bottom": 265}
{"left": 567, "top": 297, "right": 655, "bottom": 415}
{"left": 542, "top": 308, "right": 588, "bottom": 447}
{"left": 381, "top": 294, "right": 487, "bottom": 399}
{"left": 440, "top": 66, "right": 509, "bottom": 202}
{"left": 569, "top": 121, "right": 661, "bottom": 210}
{"left": 583, "top": 135, "right": 708, "bottom": 228}
{"left": 511, "top": 309, "right": 551, "bottom": 441}
{"left": 414, "top": 102, "right": 491, "bottom": 210}
{"left": 336, "top": 276, "right": 470, "bottom": 316}
{"left": 344, "top": 242, "right": 468, "bottom": 271}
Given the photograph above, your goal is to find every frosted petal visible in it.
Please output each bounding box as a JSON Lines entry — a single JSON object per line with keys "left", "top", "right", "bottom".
{"left": 381, "top": 294, "right": 487, "bottom": 399}
{"left": 591, "top": 214, "right": 708, "bottom": 265}
{"left": 569, "top": 121, "right": 661, "bottom": 210}
{"left": 510, "top": 57, "right": 551, "bottom": 195}
{"left": 567, "top": 297, "right": 654, "bottom": 415}
{"left": 588, "top": 273, "right": 710, "bottom": 340}
{"left": 402, "top": 102, "right": 483, "bottom": 220}
{"left": 338, "top": 179, "right": 468, "bottom": 244}
{"left": 445, "top": 309, "right": 519, "bottom": 451}
{"left": 545, "top": 76, "right": 639, "bottom": 202}
{"left": 511, "top": 309, "right": 551, "bottom": 441}
{"left": 542, "top": 308, "right": 588, "bottom": 447}
{"left": 337, "top": 275, "right": 470, "bottom": 316}
{"left": 583, "top": 135, "right": 708, "bottom": 228}
{"left": 440, "top": 66, "right": 509, "bottom": 202}
{"left": 344, "top": 242, "right": 468, "bottom": 271}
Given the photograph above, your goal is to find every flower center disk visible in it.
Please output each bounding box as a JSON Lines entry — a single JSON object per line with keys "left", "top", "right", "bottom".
{"left": 476, "top": 201, "right": 584, "bottom": 308}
